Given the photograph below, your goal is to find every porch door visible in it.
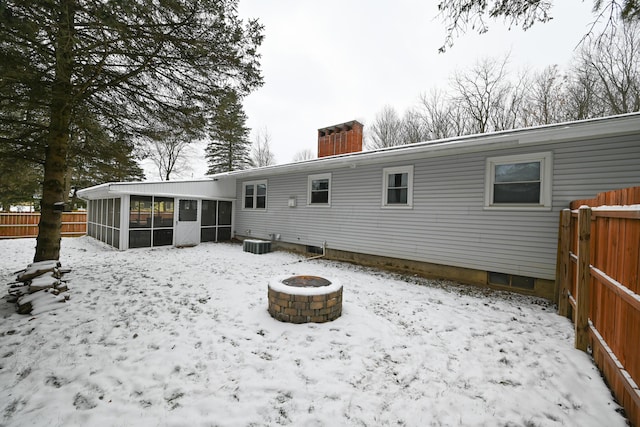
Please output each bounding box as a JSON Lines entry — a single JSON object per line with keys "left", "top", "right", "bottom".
{"left": 175, "top": 199, "right": 200, "bottom": 247}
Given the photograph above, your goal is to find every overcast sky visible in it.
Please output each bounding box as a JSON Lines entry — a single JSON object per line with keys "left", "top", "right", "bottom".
{"left": 144, "top": 0, "right": 600, "bottom": 180}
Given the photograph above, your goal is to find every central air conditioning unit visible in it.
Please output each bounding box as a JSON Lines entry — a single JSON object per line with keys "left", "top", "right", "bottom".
{"left": 243, "top": 239, "right": 271, "bottom": 255}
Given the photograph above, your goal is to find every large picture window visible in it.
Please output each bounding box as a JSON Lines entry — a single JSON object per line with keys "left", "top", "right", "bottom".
{"left": 485, "top": 152, "right": 552, "bottom": 210}
{"left": 243, "top": 180, "right": 267, "bottom": 210}
{"left": 308, "top": 173, "right": 331, "bottom": 206}
{"left": 382, "top": 166, "right": 413, "bottom": 208}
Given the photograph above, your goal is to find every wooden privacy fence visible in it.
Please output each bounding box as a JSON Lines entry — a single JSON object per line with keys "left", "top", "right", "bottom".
{"left": 0, "top": 212, "right": 87, "bottom": 239}
{"left": 556, "top": 186, "right": 640, "bottom": 426}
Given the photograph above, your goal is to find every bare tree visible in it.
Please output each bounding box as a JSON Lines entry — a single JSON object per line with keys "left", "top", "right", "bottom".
{"left": 401, "top": 108, "right": 429, "bottom": 144}
{"left": 419, "top": 90, "right": 458, "bottom": 140}
{"left": 250, "top": 127, "right": 276, "bottom": 167}
{"left": 145, "top": 130, "right": 193, "bottom": 181}
{"left": 523, "top": 65, "right": 568, "bottom": 126}
{"left": 359, "top": 22, "right": 640, "bottom": 149}
{"left": 448, "top": 102, "right": 473, "bottom": 137}
{"left": 367, "top": 105, "right": 404, "bottom": 149}
{"left": 451, "top": 56, "right": 514, "bottom": 134}
{"left": 581, "top": 21, "right": 640, "bottom": 114}
{"left": 564, "top": 61, "right": 604, "bottom": 120}
{"left": 490, "top": 68, "right": 529, "bottom": 130}
{"left": 292, "top": 149, "right": 316, "bottom": 162}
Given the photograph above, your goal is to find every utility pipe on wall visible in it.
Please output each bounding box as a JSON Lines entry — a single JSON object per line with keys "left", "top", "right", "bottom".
{"left": 301, "top": 241, "right": 327, "bottom": 262}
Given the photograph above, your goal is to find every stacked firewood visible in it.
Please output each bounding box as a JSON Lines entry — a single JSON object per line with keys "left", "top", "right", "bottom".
{"left": 6, "top": 260, "right": 70, "bottom": 315}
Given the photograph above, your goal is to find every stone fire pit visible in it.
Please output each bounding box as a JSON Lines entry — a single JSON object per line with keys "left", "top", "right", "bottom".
{"left": 268, "top": 275, "right": 342, "bottom": 323}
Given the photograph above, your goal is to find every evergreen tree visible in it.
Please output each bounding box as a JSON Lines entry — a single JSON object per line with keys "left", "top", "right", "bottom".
{"left": 0, "top": 104, "right": 143, "bottom": 210}
{"left": 438, "top": 0, "right": 640, "bottom": 51}
{"left": 66, "top": 112, "right": 145, "bottom": 209}
{"left": 0, "top": 157, "right": 41, "bottom": 211}
{"left": 206, "top": 91, "right": 252, "bottom": 174}
{"left": 0, "top": 0, "right": 263, "bottom": 261}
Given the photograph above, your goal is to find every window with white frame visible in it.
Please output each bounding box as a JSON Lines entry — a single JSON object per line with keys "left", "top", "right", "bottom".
{"left": 308, "top": 173, "right": 331, "bottom": 205}
{"left": 382, "top": 165, "right": 413, "bottom": 208}
{"left": 485, "top": 152, "right": 552, "bottom": 209}
{"left": 243, "top": 180, "right": 267, "bottom": 210}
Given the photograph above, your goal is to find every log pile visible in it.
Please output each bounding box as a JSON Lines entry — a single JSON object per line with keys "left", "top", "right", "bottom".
{"left": 6, "top": 260, "right": 70, "bottom": 315}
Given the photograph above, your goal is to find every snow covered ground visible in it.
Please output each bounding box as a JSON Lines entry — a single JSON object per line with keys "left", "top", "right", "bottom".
{"left": 0, "top": 237, "right": 627, "bottom": 427}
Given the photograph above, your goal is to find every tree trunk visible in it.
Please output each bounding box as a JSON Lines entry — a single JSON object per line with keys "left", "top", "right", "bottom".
{"left": 34, "top": 0, "right": 75, "bottom": 262}
{"left": 64, "top": 165, "right": 73, "bottom": 206}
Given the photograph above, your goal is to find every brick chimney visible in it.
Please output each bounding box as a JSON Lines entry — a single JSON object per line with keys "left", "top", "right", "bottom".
{"left": 317, "top": 120, "right": 363, "bottom": 158}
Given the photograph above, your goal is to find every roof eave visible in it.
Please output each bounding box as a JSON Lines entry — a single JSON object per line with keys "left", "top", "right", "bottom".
{"left": 233, "top": 113, "right": 640, "bottom": 178}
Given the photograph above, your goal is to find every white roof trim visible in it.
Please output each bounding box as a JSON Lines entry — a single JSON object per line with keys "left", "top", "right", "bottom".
{"left": 77, "top": 179, "right": 235, "bottom": 201}
{"left": 78, "top": 113, "right": 640, "bottom": 194}
{"left": 225, "top": 113, "right": 640, "bottom": 179}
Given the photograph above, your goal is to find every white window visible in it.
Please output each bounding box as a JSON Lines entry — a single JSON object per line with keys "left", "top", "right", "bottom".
{"left": 382, "top": 165, "right": 413, "bottom": 208}
{"left": 243, "top": 180, "right": 267, "bottom": 210}
{"left": 308, "top": 173, "right": 331, "bottom": 206}
{"left": 485, "top": 152, "right": 552, "bottom": 210}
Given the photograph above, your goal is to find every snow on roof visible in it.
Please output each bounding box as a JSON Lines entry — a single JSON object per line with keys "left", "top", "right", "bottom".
{"left": 79, "top": 113, "right": 640, "bottom": 194}
{"left": 77, "top": 177, "right": 234, "bottom": 200}
{"left": 226, "top": 112, "right": 640, "bottom": 179}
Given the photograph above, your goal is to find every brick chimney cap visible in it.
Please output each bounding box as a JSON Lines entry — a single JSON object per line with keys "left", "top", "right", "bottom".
{"left": 318, "top": 120, "right": 363, "bottom": 134}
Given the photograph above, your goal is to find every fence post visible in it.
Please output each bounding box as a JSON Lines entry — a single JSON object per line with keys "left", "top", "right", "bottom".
{"left": 575, "top": 206, "right": 592, "bottom": 352}
{"left": 557, "top": 209, "right": 571, "bottom": 317}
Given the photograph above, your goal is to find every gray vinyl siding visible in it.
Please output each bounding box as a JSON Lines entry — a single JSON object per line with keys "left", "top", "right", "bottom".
{"left": 552, "top": 135, "right": 640, "bottom": 202}
{"left": 235, "top": 132, "right": 640, "bottom": 280}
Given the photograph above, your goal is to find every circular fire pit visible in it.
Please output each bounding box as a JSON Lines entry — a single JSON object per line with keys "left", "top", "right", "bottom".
{"left": 268, "top": 275, "right": 342, "bottom": 323}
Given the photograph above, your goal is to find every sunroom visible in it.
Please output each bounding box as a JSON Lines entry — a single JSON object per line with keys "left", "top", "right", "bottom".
{"left": 77, "top": 179, "right": 236, "bottom": 250}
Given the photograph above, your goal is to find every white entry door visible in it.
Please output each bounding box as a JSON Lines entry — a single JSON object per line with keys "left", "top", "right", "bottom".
{"left": 175, "top": 199, "right": 200, "bottom": 247}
